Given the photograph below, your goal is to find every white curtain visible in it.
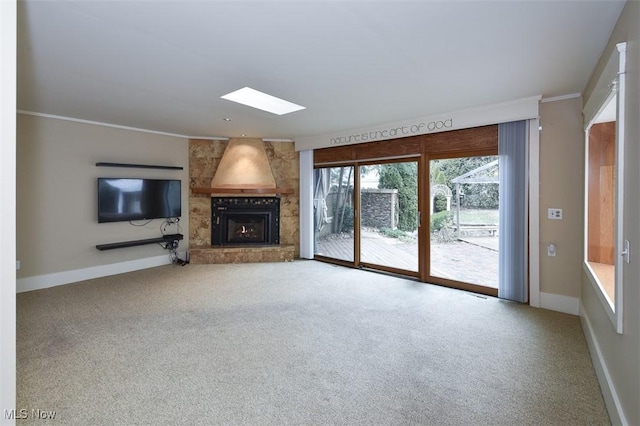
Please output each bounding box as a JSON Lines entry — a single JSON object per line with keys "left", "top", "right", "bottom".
{"left": 313, "top": 169, "right": 330, "bottom": 231}
{"left": 498, "top": 120, "right": 528, "bottom": 302}
{"left": 313, "top": 168, "right": 331, "bottom": 253}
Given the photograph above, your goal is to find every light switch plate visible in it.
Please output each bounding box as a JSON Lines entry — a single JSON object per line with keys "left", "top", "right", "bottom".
{"left": 548, "top": 208, "right": 563, "bottom": 220}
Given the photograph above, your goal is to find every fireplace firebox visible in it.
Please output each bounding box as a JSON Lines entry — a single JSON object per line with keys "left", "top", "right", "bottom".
{"left": 211, "top": 197, "right": 280, "bottom": 246}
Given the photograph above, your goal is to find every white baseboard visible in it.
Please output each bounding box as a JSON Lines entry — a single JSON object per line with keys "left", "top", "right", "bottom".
{"left": 580, "top": 302, "right": 627, "bottom": 425}
{"left": 16, "top": 251, "right": 187, "bottom": 293}
{"left": 539, "top": 291, "right": 580, "bottom": 315}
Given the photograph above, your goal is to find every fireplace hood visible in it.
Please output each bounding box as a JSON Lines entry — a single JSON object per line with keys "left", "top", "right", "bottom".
{"left": 211, "top": 138, "right": 276, "bottom": 190}
{"left": 191, "top": 138, "right": 294, "bottom": 195}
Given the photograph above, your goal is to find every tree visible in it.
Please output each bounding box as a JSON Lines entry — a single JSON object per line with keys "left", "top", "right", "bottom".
{"left": 378, "top": 162, "right": 418, "bottom": 231}
{"left": 330, "top": 166, "right": 354, "bottom": 233}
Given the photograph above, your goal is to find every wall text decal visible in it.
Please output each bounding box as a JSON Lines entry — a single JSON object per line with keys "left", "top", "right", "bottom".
{"left": 329, "top": 119, "right": 453, "bottom": 146}
{"left": 294, "top": 96, "right": 541, "bottom": 151}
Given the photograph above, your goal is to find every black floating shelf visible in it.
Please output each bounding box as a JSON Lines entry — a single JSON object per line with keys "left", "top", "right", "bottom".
{"left": 96, "top": 162, "right": 183, "bottom": 170}
{"left": 96, "top": 234, "right": 183, "bottom": 251}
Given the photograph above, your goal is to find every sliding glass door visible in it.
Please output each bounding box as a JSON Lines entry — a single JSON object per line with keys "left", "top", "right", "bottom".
{"left": 313, "top": 166, "right": 355, "bottom": 263}
{"left": 427, "top": 155, "right": 499, "bottom": 294}
{"left": 313, "top": 156, "right": 500, "bottom": 294}
{"left": 359, "top": 160, "right": 419, "bottom": 274}
{"left": 313, "top": 160, "right": 419, "bottom": 273}
{"left": 312, "top": 125, "right": 502, "bottom": 296}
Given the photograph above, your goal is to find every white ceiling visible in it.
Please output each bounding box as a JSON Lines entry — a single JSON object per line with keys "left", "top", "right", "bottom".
{"left": 17, "top": 0, "right": 625, "bottom": 140}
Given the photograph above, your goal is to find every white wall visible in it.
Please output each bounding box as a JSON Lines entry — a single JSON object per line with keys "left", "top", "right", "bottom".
{"left": 1, "top": 0, "right": 17, "bottom": 423}
{"left": 16, "top": 114, "right": 190, "bottom": 291}
{"left": 580, "top": 1, "right": 640, "bottom": 424}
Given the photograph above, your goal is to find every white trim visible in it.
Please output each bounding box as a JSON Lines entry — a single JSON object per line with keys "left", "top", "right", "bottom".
{"left": 583, "top": 262, "right": 616, "bottom": 323}
{"left": 613, "top": 41, "right": 626, "bottom": 334}
{"left": 539, "top": 292, "right": 580, "bottom": 315}
{"left": 295, "top": 96, "right": 542, "bottom": 151}
{"left": 583, "top": 48, "right": 621, "bottom": 128}
{"left": 184, "top": 136, "right": 230, "bottom": 141}
{"left": 263, "top": 138, "right": 294, "bottom": 143}
{"left": 529, "top": 118, "right": 540, "bottom": 307}
{"left": 299, "top": 150, "right": 314, "bottom": 259}
{"left": 16, "top": 110, "right": 230, "bottom": 141}
{"left": 17, "top": 110, "right": 191, "bottom": 139}
{"left": 540, "top": 93, "right": 581, "bottom": 103}
{"left": 17, "top": 110, "right": 293, "bottom": 143}
{"left": 16, "top": 253, "right": 186, "bottom": 293}
{"left": 580, "top": 302, "right": 628, "bottom": 425}
{"left": 0, "top": 0, "right": 17, "bottom": 420}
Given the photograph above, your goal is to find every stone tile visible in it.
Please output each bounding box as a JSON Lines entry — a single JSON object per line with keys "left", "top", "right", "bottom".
{"left": 280, "top": 178, "right": 300, "bottom": 192}
{"left": 211, "top": 141, "right": 229, "bottom": 158}
{"left": 262, "top": 252, "right": 277, "bottom": 262}
{"left": 190, "top": 157, "right": 215, "bottom": 178}
{"left": 263, "top": 141, "right": 277, "bottom": 159}
{"left": 188, "top": 250, "right": 209, "bottom": 264}
{"left": 270, "top": 158, "right": 283, "bottom": 177}
{"left": 271, "top": 142, "right": 297, "bottom": 160}
{"left": 189, "top": 197, "right": 211, "bottom": 216}
{"left": 280, "top": 159, "right": 300, "bottom": 179}
{"left": 280, "top": 197, "right": 299, "bottom": 217}
{"left": 279, "top": 218, "right": 299, "bottom": 248}
{"left": 190, "top": 219, "right": 211, "bottom": 246}
{"left": 191, "top": 178, "right": 215, "bottom": 190}
{"left": 188, "top": 245, "right": 295, "bottom": 264}
{"left": 189, "top": 139, "right": 214, "bottom": 158}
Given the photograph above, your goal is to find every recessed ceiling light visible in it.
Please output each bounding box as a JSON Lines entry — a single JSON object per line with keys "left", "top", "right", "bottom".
{"left": 221, "top": 87, "right": 306, "bottom": 115}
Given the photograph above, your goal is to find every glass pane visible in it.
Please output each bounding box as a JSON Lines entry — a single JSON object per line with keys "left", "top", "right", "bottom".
{"left": 313, "top": 166, "right": 355, "bottom": 262}
{"left": 429, "top": 156, "right": 499, "bottom": 288}
{"left": 360, "top": 161, "right": 418, "bottom": 272}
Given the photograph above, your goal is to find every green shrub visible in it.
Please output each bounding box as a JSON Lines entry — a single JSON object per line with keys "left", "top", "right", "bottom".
{"left": 340, "top": 204, "right": 354, "bottom": 232}
{"left": 430, "top": 210, "right": 453, "bottom": 232}
{"left": 378, "top": 163, "right": 418, "bottom": 232}
{"left": 380, "top": 227, "right": 406, "bottom": 239}
{"left": 434, "top": 194, "right": 448, "bottom": 213}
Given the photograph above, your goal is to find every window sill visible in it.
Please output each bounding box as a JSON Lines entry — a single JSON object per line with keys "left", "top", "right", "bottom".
{"left": 587, "top": 261, "right": 614, "bottom": 302}
{"left": 583, "top": 261, "right": 621, "bottom": 333}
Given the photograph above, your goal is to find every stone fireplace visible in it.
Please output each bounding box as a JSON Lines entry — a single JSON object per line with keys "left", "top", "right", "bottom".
{"left": 188, "top": 138, "right": 299, "bottom": 264}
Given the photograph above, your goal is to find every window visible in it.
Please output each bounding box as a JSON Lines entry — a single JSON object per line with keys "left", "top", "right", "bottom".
{"left": 584, "top": 42, "right": 626, "bottom": 333}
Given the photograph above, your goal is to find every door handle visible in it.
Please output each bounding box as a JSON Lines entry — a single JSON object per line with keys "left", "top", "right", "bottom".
{"left": 620, "top": 239, "right": 630, "bottom": 264}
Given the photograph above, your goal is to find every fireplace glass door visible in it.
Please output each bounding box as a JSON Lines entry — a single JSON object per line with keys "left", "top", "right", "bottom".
{"left": 227, "top": 213, "right": 269, "bottom": 244}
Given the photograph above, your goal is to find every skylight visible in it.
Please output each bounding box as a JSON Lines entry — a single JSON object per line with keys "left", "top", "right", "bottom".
{"left": 221, "top": 87, "right": 306, "bottom": 115}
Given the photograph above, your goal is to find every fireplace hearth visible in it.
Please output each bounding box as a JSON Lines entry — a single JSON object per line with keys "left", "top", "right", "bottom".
{"left": 211, "top": 197, "right": 280, "bottom": 246}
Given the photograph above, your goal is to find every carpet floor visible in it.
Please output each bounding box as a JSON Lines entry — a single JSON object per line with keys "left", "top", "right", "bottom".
{"left": 17, "top": 260, "right": 609, "bottom": 425}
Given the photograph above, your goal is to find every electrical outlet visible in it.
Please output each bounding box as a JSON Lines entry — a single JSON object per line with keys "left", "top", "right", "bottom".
{"left": 548, "top": 208, "right": 563, "bottom": 220}
{"left": 16, "top": 260, "right": 20, "bottom": 270}
{"left": 547, "top": 243, "right": 557, "bottom": 257}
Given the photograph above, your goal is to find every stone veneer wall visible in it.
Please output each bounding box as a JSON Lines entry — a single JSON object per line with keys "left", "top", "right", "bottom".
{"left": 360, "top": 188, "right": 399, "bottom": 229}
{"left": 188, "top": 139, "right": 300, "bottom": 262}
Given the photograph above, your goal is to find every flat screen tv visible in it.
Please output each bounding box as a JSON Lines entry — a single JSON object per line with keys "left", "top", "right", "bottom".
{"left": 98, "top": 178, "right": 181, "bottom": 223}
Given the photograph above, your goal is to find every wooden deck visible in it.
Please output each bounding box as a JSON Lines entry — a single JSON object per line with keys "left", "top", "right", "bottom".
{"left": 316, "top": 232, "right": 498, "bottom": 288}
